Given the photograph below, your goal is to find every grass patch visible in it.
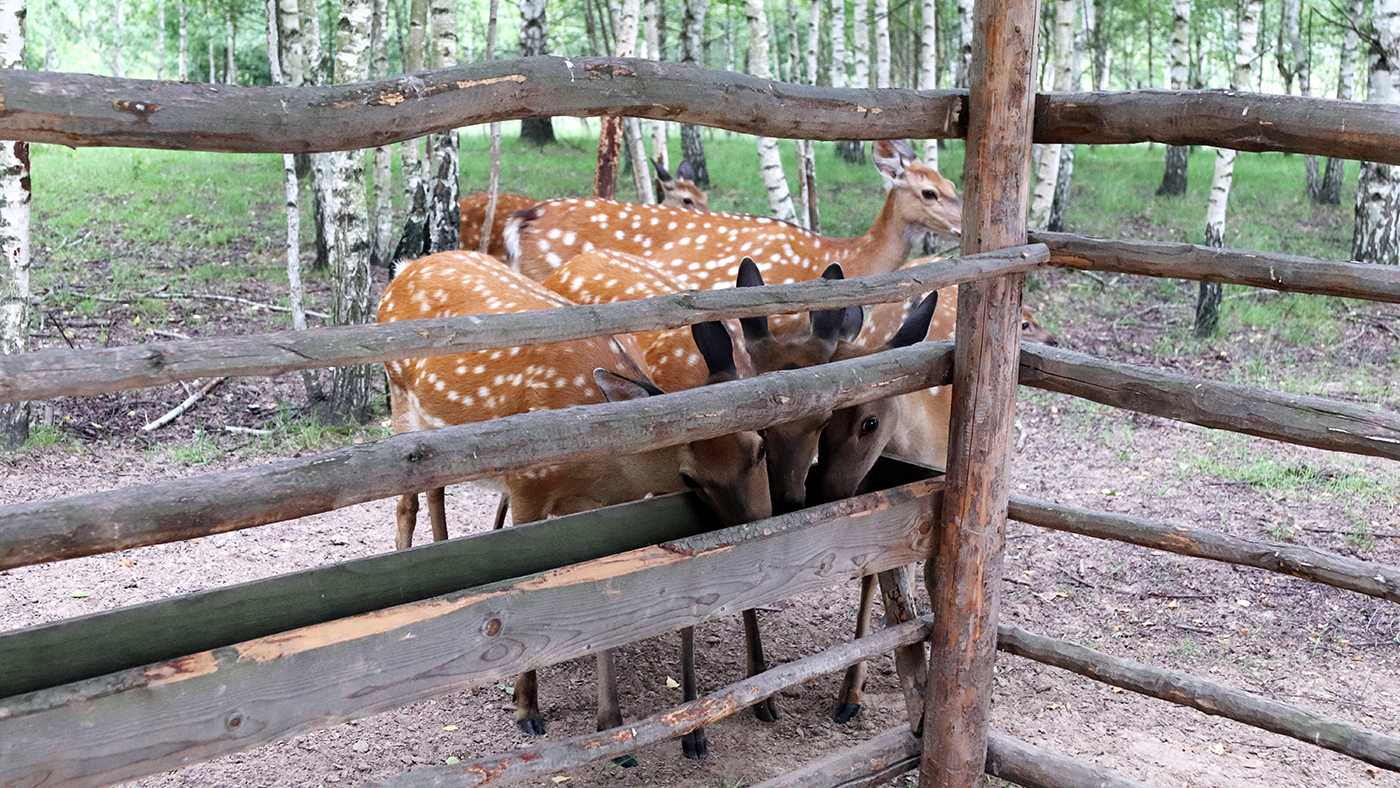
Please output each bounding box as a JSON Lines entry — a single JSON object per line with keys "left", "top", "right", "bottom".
{"left": 1179, "top": 435, "right": 1398, "bottom": 507}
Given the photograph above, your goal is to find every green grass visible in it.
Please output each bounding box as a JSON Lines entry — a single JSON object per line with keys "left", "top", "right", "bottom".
{"left": 1178, "top": 434, "right": 1399, "bottom": 508}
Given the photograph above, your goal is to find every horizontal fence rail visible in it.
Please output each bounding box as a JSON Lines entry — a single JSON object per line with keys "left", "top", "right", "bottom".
{"left": 1029, "top": 232, "right": 1400, "bottom": 303}
{"left": 0, "top": 479, "right": 941, "bottom": 788}
{"left": 0, "top": 64, "right": 1397, "bottom": 163}
{"left": 1018, "top": 344, "right": 1400, "bottom": 461}
{"left": 0, "top": 248, "right": 1043, "bottom": 403}
{"left": 1008, "top": 496, "right": 1400, "bottom": 603}
{"left": 0, "top": 343, "right": 955, "bottom": 570}
{"left": 997, "top": 625, "right": 1400, "bottom": 772}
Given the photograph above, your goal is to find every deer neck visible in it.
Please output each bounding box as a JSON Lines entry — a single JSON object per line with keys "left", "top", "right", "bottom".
{"left": 832, "top": 190, "right": 916, "bottom": 280}
{"left": 506, "top": 446, "right": 686, "bottom": 524}
{"left": 885, "top": 386, "right": 952, "bottom": 469}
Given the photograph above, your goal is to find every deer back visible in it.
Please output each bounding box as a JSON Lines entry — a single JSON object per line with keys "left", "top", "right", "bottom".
{"left": 459, "top": 193, "right": 541, "bottom": 259}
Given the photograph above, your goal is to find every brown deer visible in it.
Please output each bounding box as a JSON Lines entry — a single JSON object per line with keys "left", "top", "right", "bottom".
{"left": 505, "top": 140, "right": 962, "bottom": 299}
{"left": 813, "top": 275, "right": 1057, "bottom": 723}
{"left": 377, "top": 250, "right": 771, "bottom": 752}
{"left": 460, "top": 160, "right": 708, "bottom": 258}
{"left": 539, "top": 251, "right": 853, "bottom": 752}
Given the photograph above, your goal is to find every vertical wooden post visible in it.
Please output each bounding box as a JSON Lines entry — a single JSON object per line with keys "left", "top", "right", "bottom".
{"left": 920, "top": 0, "right": 1039, "bottom": 784}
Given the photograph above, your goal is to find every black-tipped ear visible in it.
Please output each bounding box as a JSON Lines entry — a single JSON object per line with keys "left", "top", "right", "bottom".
{"left": 594, "top": 368, "right": 665, "bottom": 401}
{"left": 838, "top": 305, "right": 865, "bottom": 341}
{"left": 692, "top": 321, "right": 737, "bottom": 378}
{"left": 652, "top": 158, "right": 673, "bottom": 183}
{"left": 820, "top": 263, "right": 844, "bottom": 282}
{"left": 808, "top": 263, "right": 848, "bottom": 342}
{"left": 735, "top": 257, "right": 770, "bottom": 342}
{"left": 676, "top": 159, "right": 697, "bottom": 182}
{"left": 887, "top": 291, "right": 939, "bottom": 349}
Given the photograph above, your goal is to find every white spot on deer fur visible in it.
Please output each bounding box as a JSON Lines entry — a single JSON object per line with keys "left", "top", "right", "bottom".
{"left": 473, "top": 365, "right": 486, "bottom": 374}
{"left": 650, "top": 217, "right": 660, "bottom": 226}
{"left": 434, "top": 380, "right": 446, "bottom": 391}
{"left": 663, "top": 242, "right": 675, "bottom": 250}
{"left": 446, "top": 390, "right": 460, "bottom": 401}
{"left": 582, "top": 241, "right": 595, "bottom": 252}
{"left": 547, "top": 228, "right": 562, "bottom": 240}
{"left": 546, "top": 252, "right": 562, "bottom": 266}
{"left": 642, "top": 238, "right": 653, "bottom": 248}
{"left": 455, "top": 365, "right": 467, "bottom": 375}
{"left": 688, "top": 262, "right": 701, "bottom": 271}
{"left": 614, "top": 230, "right": 625, "bottom": 240}
{"left": 536, "top": 240, "right": 550, "bottom": 252}
{"left": 583, "top": 200, "right": 597, "bottom": 208}
{"left": 668, "top": 221, "right": 678, "bottom": 230}
{"left": 685, "top": 222, "right": 696, "bottom": 230}
{"left": 563, "top": 231, "right": 577, "bottom": 245}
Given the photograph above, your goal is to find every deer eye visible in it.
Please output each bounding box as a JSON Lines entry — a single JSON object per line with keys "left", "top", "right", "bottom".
{"left": 756, "top": 440, "right": 768, "bottom": 463}
{"left": 922, "top": 189, "right": 939, "bottom": 201}
{"left": 683, "top": 198, "right": 694, "bottom": 206}
{"left": 680, "top": 472, "right": 700, "bottom": 489}
{"left": 861, "top": 416, "right": 880, "bottom": 435}
{"left": 1022, "top": 320, "right": 1031, "bottom": 330}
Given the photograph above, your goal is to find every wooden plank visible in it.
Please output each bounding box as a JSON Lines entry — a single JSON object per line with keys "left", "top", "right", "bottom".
{"left": 1008, "top": 495, "right": 1400, "bottom": 603}
{"left": 1018, "top": 343, "right": 1400, "bottom": 461}
{"left": 0, "top": 342, "right": 954, "bottom": 571}
{"left": 1035, "top": 89, "right": 1400, "bottom": 165}
{"left": 0, "top": 493, "right": 719, "bottom": 699}
{"left": 997, "top": 625, "right": 1400, "bottom": 772}
{"left": 0, "top": 479, "right": 942, "bottom": 788}
{"left": 372, "top": 617, "right": 937, "bottom": 787}
{"left": 984, "top": 732, "right": 1160, "bottom": 788}
{"left": 1030, "top": 231, "right": 1400, "bottom": 304}
{"left": 922, "top": 0, "right": 1038, "bottom": 784}
{"left": 0, "top": 247, "right": 1043, "bottom": 403}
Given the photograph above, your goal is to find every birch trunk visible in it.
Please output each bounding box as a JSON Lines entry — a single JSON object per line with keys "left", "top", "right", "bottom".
{"left": 112, "top": 0, "right": 125, "bottom": 78}
{"left": 157, "top": 0, "right": 166, "bottom": 79}
{"left": 786, "top": 0, "right": 815, "bottom": 230}
{"left": 480, "top": 0, "right": 503, "bottom": 255}
{"left": 873, "top": 0, "right": 889, "bottom": 88}
{"left": 1157, "top": 0, "right": 1191, "bottom": 196}
{"left": 917, "top": 0, "right": 937, "bottom": 166}
{"left": 1322, "top": 0, "right": 1364, "bottom": 204}
{"left": 427, "top": 0, "right": 461, "bottom": 252}
{"left": 519, "top": 0, "right": 555, "bottom": 144}
{"left": 747, "top": 0, "right": 796, "bottom": 222}
{"left": 644, "top": 0, "right": 668, "bottom": 176}
{"left": 679, "top": 0, "right": 709, "bottom": 185}
{"left": 178, "top": 0, "right": 187, "bottom": 80}
{"left": 1029, "top": 0, "right": 1075, "bottom": 229}
{"left": 370, "top": 0, "right": 394, "bottom": 266}
{"left": 853, "top": 0, "right": 869, "bottom": 89}
{"left": 393, "top": 0, "right": 430, "bottom": 264}
{"left": 1199, "top": 0, "right": 1262, "bottom": 336}
{"left": 0, "top": 0, "right": 29, "bottom": 449}
{"left": 833, "top": 0, "right": 863, "bottom": 164}
{"left": 225, "top": 8, "right": 237, "bottom": 84}
{"left": 324, "top": 0, "right": 377, "bottom": 422}
{"left": 954, "top": 0, "right": 971, "bottom": 88}
{"left": 1352, "top": 0, "right": 1400, "bottom": 266}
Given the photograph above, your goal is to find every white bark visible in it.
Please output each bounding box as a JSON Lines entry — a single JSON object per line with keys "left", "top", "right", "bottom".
{"left": 1204, "top": 0, "right": 1261, "bottom": 250}
{"left": 0, "top": 0, "right": 30, "bottom": 447}
{"left": 157, "top": 0, "right": 166, "bottom": 79}
{"left": 371, "top": 0, "right": 393, "bottom": 264}
{"left": 954, "top": 0, "right": 972, "bottom": 88}
{"left": 225, "top": 7, "right": 237, "bottom": 84}
{"left": 873, "top": 0, "right": 889, "bottom": 88}
{"left": 917, "top": 0, "right": 936, "bottom": 164}
{"left": 265, "top": 0, "right": 307, "bottom": 335}
{"left": 400, "top": 0, "right": 428, "bottom": 232}
{"left": 747, "top": 0, "right": 796, "bottom": 222}
{"left": 113, "top": 0, "right": 125, "bottom": 78}
{"left": 852, "top": 0, "right": 869, "bottom": 89}
{"left": 612, "top": 0, "right": 655, "bottom": 204}
{"left": 830, "top": 0, "right": 847, "bottom": 89}
{"left": 178, "top": 0, "right": 188, "bottom": 79}
{"left": 1353, "top": 0, "right": 1400, "bottom": 265}
{"left": 644, "top": 0, "right": 668, "bottom": 175}
{"left": 1168, "top": 0, "right": 1188, "bottom": 90}
{"left": 1030, "top": 0, "right": 1076, "bottom": 229}
{"left": 807, "top": 0, "right": 819, "bottom": 86}
{"left": 428, "top": 0, "right": 460, "bottom": 251}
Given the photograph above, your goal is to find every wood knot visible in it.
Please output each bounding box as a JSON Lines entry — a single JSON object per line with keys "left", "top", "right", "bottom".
{"left": 113, "top": 99, "right": 163, "bottom": 121}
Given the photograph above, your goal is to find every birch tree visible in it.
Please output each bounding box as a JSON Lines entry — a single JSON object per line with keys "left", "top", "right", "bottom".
{"left": 748, "top": 0, "right": 797, "bottom": 222}
{"left": 156, "top": 0, "right": 166, "bottom": 78}
{"left": 917, "top": 0, "right": 937, "bottom": 166}
{"left": 324, "top": 0, "right": 377, "bottom": 421}
{"left": 832, "top": 0, "right": 863, "bottom": 163}
{"left": 479, "top": 0, "right": 503, "bottom": 255}
{"left": 873, "top": 0, "right": 889, "bottom": 88}
{"left": 519, "top": 0, "right": 555, "bottom": 144}
{"left": 1352, "top": 0, "right": 1400, "bottom": 266}
{"left": 853, "top": 0, "right": 869, "bottom": 89}
{"left": 1157, "top": 0, "right": 1191, "bottom": 196}
{"left": 616, "top": 0, "right": 656, "bottom": 204}
{"left": 178, "top": 0, "right": 187, "bottom": 80}
{"left": 1029, "top": 0, "right": 1076, "bottom": 229}
{"left": 1319, "top": 0, "right": 1365, "bottom": 204}
{"left": 0, "top": 0, "right": 29, "bottom": 449}
{"left": 426, "top": 0, "right": 460, "bottom": 251}
{"left": 370, "top": 0, "right": 393, "bottom": 266}
{"left": 788, "top": 0, "right": 816, "bottom": 229}
{"left": 1198, "top": 0, "right": 1262, "bottom": 337}
{"left": 954, "top": 0, "right": 972, "bottom": 88}
{"left": 679, "top": 0, "right": 709, "bottom": 185}
{"left": 392, "top": 0, "right": 430, "bottom": 265}
{"left": 643, "top": 0, "right": 668, "bottom": 177}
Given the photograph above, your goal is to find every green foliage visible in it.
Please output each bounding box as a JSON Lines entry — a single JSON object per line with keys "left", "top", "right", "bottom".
{"left": 22, "top": 424, "right": 72, "bottom": 451}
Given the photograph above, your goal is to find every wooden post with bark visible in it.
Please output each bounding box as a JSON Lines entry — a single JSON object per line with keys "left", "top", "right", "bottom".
{"left": 920, "top": 0, "right": 1038, "bottom": 785}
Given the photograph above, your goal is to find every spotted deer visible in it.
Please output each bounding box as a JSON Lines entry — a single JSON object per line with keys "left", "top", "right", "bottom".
{"left": 460, "top": 160, "right": 709, "bottom": 259}
{"left": 813, "top": 272, "right": 1058, "bottom": 724}
{"left": 505, "top": 140, "right": 962, "bottom": 304}
{"left": 540, "top": 252, "right": 853, "bottom": 751}
{"left": 377, "top": 250, "right": 771, "bottom": 750}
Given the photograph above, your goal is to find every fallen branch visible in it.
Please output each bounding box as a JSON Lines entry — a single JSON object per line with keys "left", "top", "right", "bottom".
{"left": 141, "top": 377, "right": 226, "bottom": 432}
{"left": 224, "top": 425, "right": 272, "bottom": 436}
{"left": 89, "top": 292, "right": 329, "bottom": 320}
{"left": 1302, "top": 526, "right": 1400, "bottom": 539}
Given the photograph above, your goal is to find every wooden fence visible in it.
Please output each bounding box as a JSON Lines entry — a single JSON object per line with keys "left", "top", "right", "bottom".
{"left": 3, "top": 10, "right": 1400, "bottom": 787}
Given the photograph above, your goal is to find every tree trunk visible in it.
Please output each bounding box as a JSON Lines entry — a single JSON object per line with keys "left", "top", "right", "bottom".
{"left": 747, "top": 0, "right": 797, "bottom": 223}
{"left": 644, "top": 0, "right": 668, "bottom": 178}
{"left": 370, "top": 0, "right": 394, "bottom": 267}
{"left": 678, "top": 0, "right": 709, "bottom": 185}
{"left": 0, "top": 0, "right": 29, "bottom": 450}
{"left": 1199, "top": 0, "right": 1262, "bottom": 337}
{"left": 178, "top": 0, "right": 188, "bottom": 80}
{"left": 1158, "top": 0, "right": 1190, "bottom": 196}
{"left": 832, "top": 0, "right": 863, "bottom": 164}
{"left": 1319, "top": 0, "right": 1364, "bottom": 205}
{"left": 1047, "top": 143, "right": 1074, "bottom": 232}
{"left": 225, "top": 8, "right": 237, "bottom": 84}
{"left": 917, "top": 0, "right": 937, "bottom": 166}
{"left": 394, "top": 0, "right": 429, "bottom": 265}
{"left": 873, "top": 0, "right": 890, "bottom": 89}
{"left": 519, "top": 0, "right": 555, "bottom": 145}
{"left": 157, "top": 0, "right": 167, "bottom": 80}
{"left": 1030, "top": 0, "right": 1075, "bottom": 229}
{"left": 853, "top": 0, "right": 869, "bottom": 89}
{"left": 427, "top": 0, "right": 461, "bottom": 252}
{"left": 323, "top": 0, "right": 377, "bottom": 423}
{"left": 954, "top": 0, "right": 972, "bottom": 88}
{"left": 1353, "top": 0, "right": 1400, "bottom": 265}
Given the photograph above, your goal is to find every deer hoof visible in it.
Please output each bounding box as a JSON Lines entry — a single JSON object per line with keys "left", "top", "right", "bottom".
{"left": 516, "top": 716, "right": 547, "bottom": 736}
{"left": 752, "top": 697, "right": 779, "bottom": 723}
{"left": 682, "top": 729, "right": 710, "bottom": 760}
{"left": 832, "top": 702, "right": 862, "bottom": 724}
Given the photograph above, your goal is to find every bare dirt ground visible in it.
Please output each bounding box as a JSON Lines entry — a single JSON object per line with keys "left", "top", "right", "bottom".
{"left": 3, "top": 266, "right": 1399, "bottom": 788}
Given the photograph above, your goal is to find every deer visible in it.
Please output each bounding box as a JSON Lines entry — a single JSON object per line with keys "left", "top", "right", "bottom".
{"left": 377, "top": 250, "right": 771, "bottom": 756}
{"left": 460, "top": 160, "right": 708, "bottom": 259}
{"left": 504, "top": 139, "right": 962, "bottom": 316}
{"left": 539, "top": 251, "right": 854, "bottom": 755}
{"left": 812, "top": 274, "right": 1058, "bottom": 724}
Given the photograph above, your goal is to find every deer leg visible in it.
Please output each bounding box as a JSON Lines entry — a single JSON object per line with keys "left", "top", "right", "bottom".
{"left": 833, "top": 573, "right": 877, "bottom": 723}
{"left": 514, "top": 670, "right": 546, "bottom": 736}
{"left": 427, "top": 486, "right": 448, "bottom": 542}
{"left": 394, "top": 493, "right": 419, "bottom": 550}
{"left": 742, "top": 609, "right": 779, "bottom": 722}
{"left": 679, "top": 626, "right": 709, "bottom": 760}
{"left": 878, "top": 565, "right": 928, "bottom": 734}
{"left": 596, "top": 649, "right": 638, "bottom": 767}
{"left": 492, "top": 492, "right": 511, "bottom": 530}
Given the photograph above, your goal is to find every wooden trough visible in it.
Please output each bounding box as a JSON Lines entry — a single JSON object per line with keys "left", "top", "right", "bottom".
{"left": 3, "top": 0, "right": 1400, "bottom": 783}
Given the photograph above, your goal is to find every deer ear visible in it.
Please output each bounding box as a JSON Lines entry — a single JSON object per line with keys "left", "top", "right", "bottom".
{"left": 873, "top": 139, "right": 917, "bottom": 186}
{"left": 735, "top": 257, "right": 770, "bottom": 342}
{"left": 593, "top": 368, "right": 665, "bottom": 401}
{"left": 809, "top": 263, "right": 848, "bottom": 344}
{"left": 676, "top": 159, "right": 697, "bottom": 182}
{"left": 838, "top": 305, "right": 865, "bottom": 342}
{"left": 652, "top": 158, "right": 673, "bottom": 184}
{"left": 692, "top": 321, "right": 738, "bottom": 379}
{"left": 887, "top": 291, "right": 939, "bottom": 349}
